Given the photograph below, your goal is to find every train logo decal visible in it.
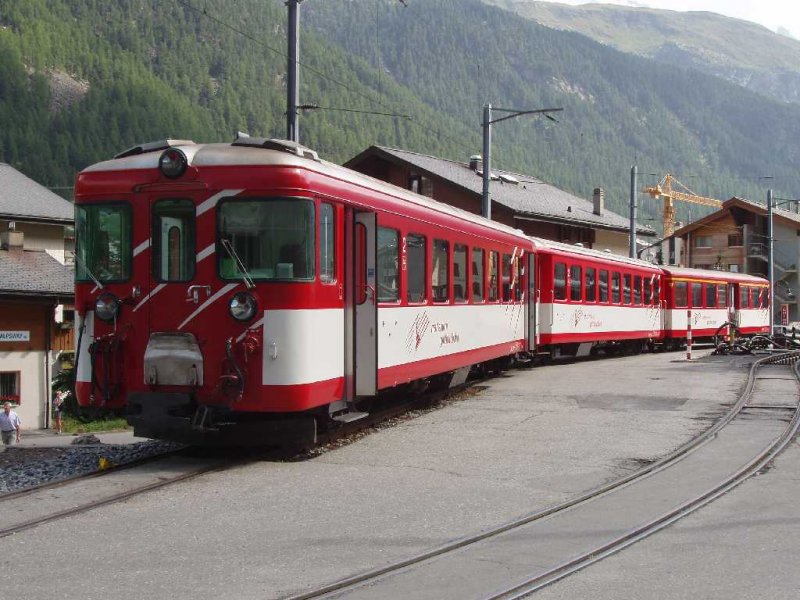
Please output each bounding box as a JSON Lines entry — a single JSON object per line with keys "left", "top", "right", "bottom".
{"left": 406, "top": 311, "right": 431, "bottom": 353}
{"left": 573, "top": 308, "right": 602, "bottom": 329}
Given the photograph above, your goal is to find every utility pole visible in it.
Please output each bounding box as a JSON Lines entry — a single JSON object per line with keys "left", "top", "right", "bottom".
{"left": 629, "top": 165, "right": 638, "bottom": 258}
{"left": 768, "top": 188, "right": 774, "bottom": 335}
{"left": 286, "top": 0, "right": 302, "bottom": 142}
{"left": 481, "top": 104, "right": 563, "bottom": 220}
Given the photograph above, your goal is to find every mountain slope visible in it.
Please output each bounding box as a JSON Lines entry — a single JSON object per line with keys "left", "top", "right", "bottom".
{"left": 483, "top": 0, "right": 800, "bottom": 105}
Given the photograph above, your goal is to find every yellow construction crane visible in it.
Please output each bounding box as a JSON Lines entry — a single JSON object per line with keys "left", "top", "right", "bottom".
{"left": 644, "top": 174, "right": 722, "bottom": 237}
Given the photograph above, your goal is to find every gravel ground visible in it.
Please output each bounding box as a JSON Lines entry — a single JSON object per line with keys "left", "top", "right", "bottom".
{"left": 0, "top": 440, "right": 181, "bottom": 494}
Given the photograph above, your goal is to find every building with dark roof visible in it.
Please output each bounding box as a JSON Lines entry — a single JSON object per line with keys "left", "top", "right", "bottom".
{"left": 673, "top": 196, "right": 799, "bottom": 326}
{"left": 0, "top": 163, "right": 74, "bottom": 430}
{"left": 345, "top": 146, "right": 655, "bottom": 255}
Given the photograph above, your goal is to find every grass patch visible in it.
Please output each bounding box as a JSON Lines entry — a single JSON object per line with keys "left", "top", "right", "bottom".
{"left": 61, "top": 415, "right": 130, "bottom": 435}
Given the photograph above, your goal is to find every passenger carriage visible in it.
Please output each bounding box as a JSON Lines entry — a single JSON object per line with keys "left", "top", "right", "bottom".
{"left": 531, "top": 240, "right": 664, "bottom": 356}
{"left": 660, "top": 267, "right": 770, "bottom": 343}
{"left": 73, "top": 137, "right": 532, "bottom": 445}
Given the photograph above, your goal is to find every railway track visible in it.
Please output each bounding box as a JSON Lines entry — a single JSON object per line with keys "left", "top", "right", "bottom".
{"left": 0, "top": 379, "right": 480, "bottom": 539}
{"left": 282, "top": 351, "right": 800, "bottom": 600}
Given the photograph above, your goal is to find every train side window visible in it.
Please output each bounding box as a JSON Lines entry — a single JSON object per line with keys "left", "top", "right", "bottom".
{"left": 377, "top": 227, "right": 399, "bottom": 302}
{"left": 454, "top": 244, "right": 467, "bottom": 303}
{"left": 706, "top": 284, "right": 717, "bottom": 308}
{"left": 489, "top": 251, "right": 499, "bottom": 302}
{"left": 585, "top": 268, "right": 596, "bottom": 302}
{"left": 612, "top": 272, "right": 621, "bottom": 303}
{"left": 599, "top": 270, "right": 609, "bottom": 303}
{"left": 472, "top": 248, "right": 485, "bottom": 302}
{"left": 406, "top": 233, "right": 426, "bottom": 303}
{"left": 634, "top": 275, "right": 642, "bottom": 305}
{"left": 692, "top": 283, "right": 703, "bottom": 308}
{"left": 512, "top": 254, "right": 522, "bottom": 301}
{"left": 554, "top": 262, "right": 567, "bottom": 300}
{"left": 644, "top": 277, "right": 652, "bottom": 305}
{"left": 319, "top": 203, "right": 335, "bottom": 283}
{"left": 432, "top": 239, "right": 449, "bottom": 303}
{"left": 655, "top": 278, "right": 661, "bottom": 304}
{"left": 570, "top": 265, "right": 582, "bottom": 301}
{"left": 502, "top": 254, "right": 512, "bottom": 302}
{"left": 623, "top": 274, "right": 631, "bottom": 304}
{"left": 674, "top": 282, "right": 688, "bottom": 307}
{"left": 740, "top": 286, "right": 750, "bottom": 308}
{"left": 717, "top": 284, "right": 727, "bottom": 307}
{"left": 153, "top": 199, "right": 196, "bottom": 282}
{"left": 763, "top": 287, "right": 770, "bottom": 308}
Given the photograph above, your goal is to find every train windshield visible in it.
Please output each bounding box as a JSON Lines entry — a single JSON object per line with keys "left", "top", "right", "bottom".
{"left": 75, "top": 203, "right": 132, "bottom": 283}
{"left": 218, "top": 198, "right": 315, "bottom": 281}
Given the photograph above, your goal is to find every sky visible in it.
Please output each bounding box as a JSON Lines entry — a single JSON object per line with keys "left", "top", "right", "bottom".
{"left": 556, "top": 1, "right": 800, "bottom": 40}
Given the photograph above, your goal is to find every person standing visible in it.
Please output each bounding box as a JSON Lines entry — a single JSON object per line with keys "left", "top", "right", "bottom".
{"left": 53, "top": 391, "right": 64, "bottom": 434}
{"left": 0, "top": 402, "right": 21, "bottom": 445}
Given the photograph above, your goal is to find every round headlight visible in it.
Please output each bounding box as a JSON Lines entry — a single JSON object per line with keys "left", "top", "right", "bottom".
{"left": 229, "top": 292, "right": 257, "bottom": 322}
{"left": 95, "top": 292, "right": 121, "bottom": 322}
{"left": 159, "top": 148, "right": 188, "bottom": 179}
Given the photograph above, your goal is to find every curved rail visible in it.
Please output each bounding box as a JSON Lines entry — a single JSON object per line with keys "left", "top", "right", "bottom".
{"left": 283, "top": 351, "right": 799, "bottom": 600}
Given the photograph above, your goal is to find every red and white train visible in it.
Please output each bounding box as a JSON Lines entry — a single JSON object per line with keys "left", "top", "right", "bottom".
{"left": 72, "top": 137, "right": 770, "bottom": 445}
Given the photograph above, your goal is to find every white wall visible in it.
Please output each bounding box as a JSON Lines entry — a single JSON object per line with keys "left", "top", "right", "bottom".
{"left": 594, "top": 229, "right": 631, "bottom": 257}
{"left": 0, "top": 350, "right": 46, "bottom": 429}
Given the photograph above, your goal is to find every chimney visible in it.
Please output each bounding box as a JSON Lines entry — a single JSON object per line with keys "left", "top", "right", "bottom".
{"left": 469, "top": 154, "right": 482, "bottom": 172}
{"left": 593, "top": 187, "right": 604, "bottom": 216}
{"left": 0, "top": 229, "right": 24, "bottom": 252}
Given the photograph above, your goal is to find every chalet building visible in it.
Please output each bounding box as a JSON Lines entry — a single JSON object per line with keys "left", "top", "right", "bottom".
{"left": 345, "top": 146, "right": 655, "bottom": 255}
{"left": 0, "top": 163, "right": 74, "bottom": 430}
{"left": 674, "top": 197, "right": 800, "bottom": 325}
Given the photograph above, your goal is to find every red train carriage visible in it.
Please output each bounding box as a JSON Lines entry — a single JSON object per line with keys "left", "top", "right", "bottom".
{"left": 660, "top": 266, "right": 770, "bottom": 345}
{"left": 73, "top": 137, "right": 532, "bottom": 445}
{"left": 531, "top": 240, "right": 664, "bottom": 357}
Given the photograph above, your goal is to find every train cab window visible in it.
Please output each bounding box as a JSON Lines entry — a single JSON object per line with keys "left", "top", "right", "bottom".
{"left": 472, "top": 248, "right": 485, "bottom": 302}
{"left": 623, "top": 274, "right": 631, "bottom": 304}
{"left": 377, "top": 227, "right": 399, "bottom": 302}
{"left": 219, "top": 198, "right": 314, "bottom": 281}
{"left": 611, "top": 272, "right": 621, "bottom": 304}
{"left": 706, "top": 284, "right": 717, "bottom": 308}
{"left": 489, "top": 251, "right": 499, "bottom": 301}
{"left": 691, "top": 283, "right": 703, "bottom": 308}
{"left": 406, "top": 233, "right": 426, "bottom": 303}
{"left": 152, "top": 199, "right": 195, "bottom": 282}
{"left": 717, "top": 285, "right": 727, "bottom": 307}
{"left": 740, "top": 286, "right": 750, "bottom": 308}
{"left": 319, "top": 203, "right": 335, "bottom": 283}
{"left": 674, "top": 282, "right": 688, "bottom": 307}
{"left": 655, "top": 278, "right": 661, "bottom": 304}
{"left": 454, "top": 244, "right": 467, "bottom": 303}
{"left": 585, "top": 268, "right": 596, "bottom": 302}
{"left": 570, "top": 265, "right": 582, "bottom": 301}
{"left": 644, "top": 277, "right": 652, "bottom": 305}
{"left": 75, "top": 203, "right": 132, "bottom": 283}
{"left": 599, "top": 270, "right": 609, "bottom": 303}
{"left": 634, "top": 275, "right": 642, "bottom": 305}
{"left": 554, "top": 262, "right": 567, "bottom": 301}
{"left": 762, "top": 288, "right": 770, "bottom": 309}
{"left": 432, "top": 239, "right": 449, "bottom": 303}
{"left": 502, "top": 254, "right": 512, "bottom": 302}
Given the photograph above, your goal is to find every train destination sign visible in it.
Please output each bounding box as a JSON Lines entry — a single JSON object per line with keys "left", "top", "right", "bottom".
{"left": 0, "top": 331, "right": 30, "bottom": 342}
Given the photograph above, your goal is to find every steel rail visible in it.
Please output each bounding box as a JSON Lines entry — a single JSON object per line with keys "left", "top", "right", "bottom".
{"left": 282, "top": 351, "right": 796, "bottom": 600}
{"left": 488, "top": 351, "right": 800, "bottom": 599}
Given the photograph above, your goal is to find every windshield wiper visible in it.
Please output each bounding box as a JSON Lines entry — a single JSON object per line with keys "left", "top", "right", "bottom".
{"left": 74, "top": 253, "right": 104, "bottom": 289}
{"left": 220, "top": 239, "right": 255, "bottom": 289}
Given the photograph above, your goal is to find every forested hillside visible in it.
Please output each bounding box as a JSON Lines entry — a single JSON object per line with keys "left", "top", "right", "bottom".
{"left": 1, "top": 0, "right": 799, "bottom": 230}
{"left": 485, "top": 0, "right": 800, "bottom": 105}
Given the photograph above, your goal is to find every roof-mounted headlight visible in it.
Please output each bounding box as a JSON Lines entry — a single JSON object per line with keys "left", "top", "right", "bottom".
{"left": 95, "top": 292, "right": 121, "bottom": 322}
{"left": 229, "top": 292, "right": 258, "bottom": 322}
{"left": 159, "top": 148, "right": 188, "bottom": 179}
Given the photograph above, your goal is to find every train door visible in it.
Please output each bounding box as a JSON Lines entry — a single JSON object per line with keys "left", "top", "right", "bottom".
{"left": 353, "top": 211, "right": 378, "bottom": 396}
{"left": 527, "top": 252, "right": 538, "bottom": 350}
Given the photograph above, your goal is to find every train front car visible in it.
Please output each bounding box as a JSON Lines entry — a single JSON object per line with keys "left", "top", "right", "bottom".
{"left": 74, "top": 139, "right": 336, "bottom": 445}
{"left": 74, "top": 137, "right": 533, "bottom": 446}
{"left": 661, "top": 267, "right": 770, "bottom": 344}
